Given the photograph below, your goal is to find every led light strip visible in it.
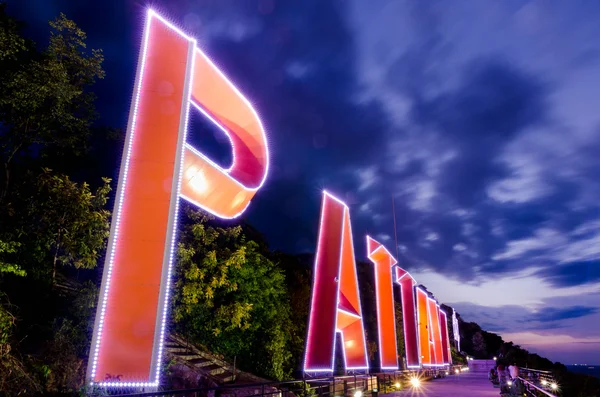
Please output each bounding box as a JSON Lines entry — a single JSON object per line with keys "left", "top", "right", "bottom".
{"left": 87, "top": 9, "right": 155, "bottom": 386}
{"left": 303, "top": 192, "right": 334, "bottom": 372}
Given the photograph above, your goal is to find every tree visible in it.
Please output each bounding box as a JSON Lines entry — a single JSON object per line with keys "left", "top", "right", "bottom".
{"left": 270, "top": 252, "right": 311, "bottom": 377}
{"left": 40, "top": 281, "right": 98, "bottom": 393}
{"left": 173, "top": 207, "right": 292, "bottom": 380}
{"left": 472, "top": 331, "right": 487, "bottom": 357}
{"left": 356, "top": 261, "right": 378, "bottom": 368}
{"left": 394, "top": 301, "right": 405, "bottom": 368}
{"left": 0, "top": 239, "right": 24, "bottom": 277}
{"left": 0, "top": 3, "right": 28, "bottom": 61}
{"left": 14, "top": 169, "right": 111, "bottom": 283}
{"left": 0, "top": 237, "right": 39, "bottom": 394}
{"left": 0, "top": 10, "right": 104, "bottom": 202}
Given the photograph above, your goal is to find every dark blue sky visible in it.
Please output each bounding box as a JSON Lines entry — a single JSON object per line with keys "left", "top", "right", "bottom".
{"left": 8, "top": 0, "right": 600, "bottom": 363}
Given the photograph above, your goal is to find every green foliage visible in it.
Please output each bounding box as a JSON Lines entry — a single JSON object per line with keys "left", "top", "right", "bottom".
{"left": 36, "top": 282, "right": 98, "bottom": 393}
{"left": 0, "top": 298, "right": 42, "bottom": 394}
{"left": 394, "top": 302, "right": 405, "bottom": 367}
{"left": 14, "top": 169, "right": 111, "bottom": 282}
{"left": 0, "top": 6, "right": 111, "bottom": 395}
{"left": 271, "top": 252, "right": 311, "bottom": 376}
{"left": 0, "top": 3, "right": 27, "bottom": 61}
{"left": 0, "top": 9, "right": 104, "bottom": 201}
{"left": 174, "top": 207, "right": 292, "bottom": 380}
{"left": 356, "top": 260, "right": 378, "bottom": 368}
{"left": 0, "top": 239, "right": 24, "bottom": 277}
{"left": 450, "top": 345, "right": 466, "bottom": 365}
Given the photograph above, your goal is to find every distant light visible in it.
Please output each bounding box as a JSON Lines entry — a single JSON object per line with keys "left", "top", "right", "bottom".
{"left": 353, "top": 391, "right": 363, "bottom": 397}
{"left": 551, "top": 383, "right": 558, "bottom": 390}
{"left": 410, "top": 378, "right": 421, "bottom": 388}
{"left": 541, "top": 380, "right": 548, "bottom": 386}
{"left": 445, "top": 371, "right": 449, "bottom": 375}
{"left": 455, "top": 369, "right": 460, "bottom": 374}
{"left": 493, "top": 357, "right": 497, "bottom": 361}
{"left": 507, "top": 381, "right": 512, "bottom": 386}
{"left": 394, "top": 382, "right": 400, "bottom": 389}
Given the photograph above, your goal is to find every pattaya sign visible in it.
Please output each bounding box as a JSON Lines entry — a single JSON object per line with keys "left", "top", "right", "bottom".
{"left": 88, "top": 9, "right": 456, "bottom": 388}
{"left": 304, "top": 192, "right": 453, "bottom": 372}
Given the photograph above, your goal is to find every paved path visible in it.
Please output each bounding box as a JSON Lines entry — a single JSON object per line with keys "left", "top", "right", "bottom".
{"left": 393, "top": 372, "right": 499, "bottom": 397}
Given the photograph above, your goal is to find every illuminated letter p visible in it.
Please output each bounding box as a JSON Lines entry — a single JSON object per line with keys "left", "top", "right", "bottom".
{"left": 87, "top": 10, "right": 269, "bottom": 387}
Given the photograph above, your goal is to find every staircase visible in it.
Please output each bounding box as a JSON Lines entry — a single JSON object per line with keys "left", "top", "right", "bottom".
{"left": 165, "top": 334, "right": 239, "bottom": 384}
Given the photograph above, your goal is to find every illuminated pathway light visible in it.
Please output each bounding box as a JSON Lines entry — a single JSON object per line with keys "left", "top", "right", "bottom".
{"left": 410, "top": 377, "right": 421, "bottom": 388}
{"left": 87, "top": 9, "right": 269, "bottom": 387}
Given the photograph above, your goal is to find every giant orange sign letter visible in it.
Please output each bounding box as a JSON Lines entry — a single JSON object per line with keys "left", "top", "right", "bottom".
{"left": 87, "top": 9, "right": 269, "bottom": 387}
{"left": 304, "top": 192, "right": 368, "bottom": 372}
{"left": 395, "top": 267, "right": 420, "bottom": 368}
{"left": 366, "top": 237, "right": 398, "bottom": 370}
{"left": 428, "top": 298, "right": 444, "bottom": 365}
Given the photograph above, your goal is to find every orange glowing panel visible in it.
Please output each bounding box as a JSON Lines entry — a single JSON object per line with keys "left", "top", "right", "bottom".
{"left": 428, "top": 299, "right": 444, "bottom": 365}
{"left": 416, "top": 287, "right": 431, "bottom": 366}
{"left": 366, "top": 237, "right": 398, "bottom": 370}
{"left": 180, "top": 43, "right": 268, "bottom": 218}
{"left": 87, "top": 9, "right": 269, "bottom": 387}
{"left": 440, "top": 309, "right": 451, "bottom": 365}
{"left": 304, "top": 192, "right": 368, "bottom": 372}
{"left": 395, "top": 267, "right": 420, "bottom": 368}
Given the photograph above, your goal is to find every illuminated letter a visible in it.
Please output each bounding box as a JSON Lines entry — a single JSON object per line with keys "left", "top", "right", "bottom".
{"left": 304, "top": 192, "right": 368, "bottom": 372}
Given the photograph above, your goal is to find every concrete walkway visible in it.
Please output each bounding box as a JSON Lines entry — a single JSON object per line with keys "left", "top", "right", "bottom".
{"left": 393, "top": 372, "right": 499, "bottom": 397}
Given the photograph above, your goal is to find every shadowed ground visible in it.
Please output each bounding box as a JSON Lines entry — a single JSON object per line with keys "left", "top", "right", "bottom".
{"left": 393, "top": 372, "right": 499, "bottom": 397}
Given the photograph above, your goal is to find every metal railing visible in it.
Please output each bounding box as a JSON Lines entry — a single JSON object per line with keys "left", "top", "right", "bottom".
{"left": 518, "top": 367, "right": 559, "bottom": 396}
{"left": 107, "top": 368, "right": 454, "bottom": 397}
{"left": 517, "top": 377, "right": 557, "bottom": 397}
{"left": 487, "top": 366, "right": 559, "bottom": 396}
{"left": 112, "top": 374, "right": 375, "bottom": 397}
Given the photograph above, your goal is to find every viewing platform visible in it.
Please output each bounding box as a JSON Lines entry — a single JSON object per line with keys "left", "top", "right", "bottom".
{"left": 394, "top": 372, "right": 498, "bottom": 396}
{"left": 117, "top": 362, "right": 559, "bottom": 397}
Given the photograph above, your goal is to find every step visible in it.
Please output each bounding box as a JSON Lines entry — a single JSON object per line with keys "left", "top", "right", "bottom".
{"left": 214, "top": 372, "right": 235, "bottom": 383}
{"left": 165, "top": 345, "right": 190, "bottom": 351}
{"left": 202, "top": 364, "right": 225, "bottom": 375}
{"left": 189, "top": 357, "right": 213, "bottom": 367}
{"left": 169, "top": 352, "right": 204, "bottom": 361}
